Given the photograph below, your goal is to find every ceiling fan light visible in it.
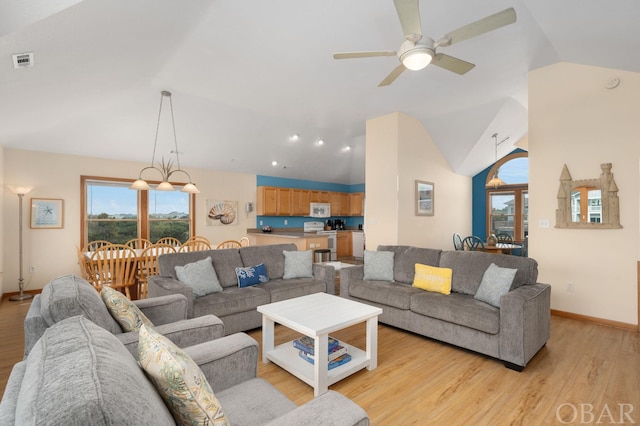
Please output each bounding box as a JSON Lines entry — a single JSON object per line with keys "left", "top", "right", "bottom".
{"left": 157, "top": 181, "right": 175, "bottom": 191}
{"left": 401, "top": 47, "right": 433, "bottom": 71}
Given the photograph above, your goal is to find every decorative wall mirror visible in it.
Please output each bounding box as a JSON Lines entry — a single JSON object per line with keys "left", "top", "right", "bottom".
{"left": 555, "top": 163, "right": 621, "bottom": 229}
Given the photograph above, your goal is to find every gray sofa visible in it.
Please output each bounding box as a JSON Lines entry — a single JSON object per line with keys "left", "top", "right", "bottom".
{"left": 24, "top": 274, "right": 225, "bottom": 358}
{"left": 340, "top": 246, "right": 551, "bottom": 370}
{"left": 0, "top": 315, "right": 369, "bottom": 425}
{"left": 149, "top": 243, "right": 335, "bottom": 335}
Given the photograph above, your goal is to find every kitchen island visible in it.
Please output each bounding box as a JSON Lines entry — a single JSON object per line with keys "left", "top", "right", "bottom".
{"left": 247, "top": 232, "right": 329, "bottom": 251}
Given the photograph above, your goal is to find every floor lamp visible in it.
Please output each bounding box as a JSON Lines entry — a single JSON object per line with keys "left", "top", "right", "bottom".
{"left": 7, "top": 185, "right": 34, "bottom": 301}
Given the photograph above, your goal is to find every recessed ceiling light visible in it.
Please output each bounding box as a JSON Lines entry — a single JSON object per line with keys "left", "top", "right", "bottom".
{"left": 344, "top": 146, "right": 351, "bottom": 151}
{"left": 290, "top": 133, "right": 300, "bottom": 141}
{"left": 271, "top": 160, "right": 278, "bottom": 166}
{"left": 317, "top": 139, "right": 324, "bottom": 145}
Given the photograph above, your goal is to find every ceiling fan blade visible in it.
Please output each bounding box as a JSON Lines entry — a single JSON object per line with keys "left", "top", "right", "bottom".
{"left": 439, "top": 7, "right": 516, "bottom": 47}
{"left": 333, "top": 51, "right": 396, "bottom": 60}
{"left": 393, "top": 0, "right": 422, "bottom": 42}
{"left": 378, "top": 64, "right": 406, "bottom": 87}
{"left": 431, "top": 53, "right": 475, "bottom": 75}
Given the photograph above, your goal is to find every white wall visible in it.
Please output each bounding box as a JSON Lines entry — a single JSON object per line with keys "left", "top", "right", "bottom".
{"left": 529, "top": 62, "right": 639, "bottom": 326}
{"left": 0, "top": 145, "right": 4, "bottom": 298}
{"left": 2, "top": 148, "right": 257, "bottom": 293}
{"left": 365, "top": 112, "right": 472, "bottom": 250}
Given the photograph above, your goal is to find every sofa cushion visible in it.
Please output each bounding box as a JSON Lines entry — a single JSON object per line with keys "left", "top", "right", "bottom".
{"left": 439, "top": 250, "right": 539, "bottom": 295}
{"left": 410, "top": 292, "right": 500, "bottom": 334}
{"left": 474, "top": 263, "right": 518, "bottom": 308}
{"left": 158, "top": 249, "right": 217, "bottom": 280}
{"left": 236, "top": 263, "right": 270, "bottom": 287}
{"left": 349, "top": 279, "right": 421, "bottom": 310}
{"left": 39, "top": 274, "right": 122, "bottom": 335}
{"left": 262, "top": 278, "right": 326, "bottom": 303}
{"left": 15, "top": 316, "right": 173, "bottom": 425}
{"left": 175, "top": 257, "right": 223, "bottom": 296}
{"left": 193, "top": 286, "right": 271, "bottom": 318}
{"left": 217, "top": 378, "right": 296, "bottom": 425}
{"left": 240, "top": 243, "right": 296, "bottom": 280}
{"left": 282, "top": 250, "right": 313, "bottom": 279}
{"left": 210, "top": 249, "right": 246, "bottom": 288}
{"left": 100, "top": 286, "right": 154, "bottom": 332}
{"left": 363, "top": 250, "right": 394, "bottom": 281}
{"left": 412, "top": 264, "right": 452, "bottom": 295}
{"left": 378, "top": 245, "right": 442, "bottom": 284}
{"left": 138, "top": 324, "right": 230, "bottom": 425}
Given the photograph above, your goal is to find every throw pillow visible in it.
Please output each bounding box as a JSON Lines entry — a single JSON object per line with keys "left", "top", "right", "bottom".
{"left": 235, "top": 263, "right": 270, "bottom": 288}
{"left": 412, "top": 264, "right": 453, "bottom": 295}
{"left": 282, "top": 250, "right": 313, "bottom": 279}
{"left": 100, "top": 286, "right": 154, "bottom": 332}
{"left": 474, "top": 263, "right": 518, "bottom": 308}
{"left": 138, "top": 324, "right": 230, "bottom": 426}
{"left": 175, "top": 257, "right": 223, "bottom": 297}
{"left": 363, "top": 250, "right": 394, "bottom": 281}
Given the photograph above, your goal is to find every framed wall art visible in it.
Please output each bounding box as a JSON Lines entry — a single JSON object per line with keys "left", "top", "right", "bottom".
{"left": 31, "top": 198, "right": 64, "bottom": 229}
{"left": 206, "top": 200, "right": 238, "bottom": 226}
{"left": 415, "top": 180, "right": 434, "bottom": 216}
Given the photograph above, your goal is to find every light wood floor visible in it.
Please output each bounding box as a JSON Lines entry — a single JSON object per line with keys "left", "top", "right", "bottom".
{"left": 1, "top": 297, "right": 638, "bottom": 425}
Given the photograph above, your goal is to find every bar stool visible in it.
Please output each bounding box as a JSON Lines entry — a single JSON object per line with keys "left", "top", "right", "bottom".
{"left": 313, "top": 249, "right": 331, "bottom": 263}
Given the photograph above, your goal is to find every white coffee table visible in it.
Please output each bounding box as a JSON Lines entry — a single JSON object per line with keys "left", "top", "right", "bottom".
{"left": 257, "top": 292, "right": 382, "bottom": 397}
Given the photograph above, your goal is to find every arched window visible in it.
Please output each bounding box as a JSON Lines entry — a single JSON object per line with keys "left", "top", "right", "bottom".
{"left": 485, "top": 152, "right": 528, "bottom": 242}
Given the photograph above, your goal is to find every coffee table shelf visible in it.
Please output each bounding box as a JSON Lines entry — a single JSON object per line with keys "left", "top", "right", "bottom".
{"left": 265, "top": 341, "right": 368, "bottom": 388}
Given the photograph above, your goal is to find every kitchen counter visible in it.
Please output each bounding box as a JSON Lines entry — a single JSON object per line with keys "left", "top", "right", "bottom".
{"left": 247, "top": 232, "right": 329, "bottom": 251}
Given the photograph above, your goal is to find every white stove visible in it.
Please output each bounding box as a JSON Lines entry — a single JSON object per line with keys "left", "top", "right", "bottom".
{"left": 304, "top": 221, "right": 337, "bottom": 260}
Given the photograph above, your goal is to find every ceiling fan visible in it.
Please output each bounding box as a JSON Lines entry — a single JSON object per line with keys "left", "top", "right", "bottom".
{"left": 333, "top": 0, "right": 517, "bottom": 86}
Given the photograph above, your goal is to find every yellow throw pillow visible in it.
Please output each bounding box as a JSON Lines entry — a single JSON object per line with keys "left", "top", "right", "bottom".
{"left": 100, "top": 286, "right": 154, "bottom": 332}
{"left": 138, "top": 324, "right": 230, "bottom": 426}
{"left": 412, "top": 264, "right": 453, "bottom": 295}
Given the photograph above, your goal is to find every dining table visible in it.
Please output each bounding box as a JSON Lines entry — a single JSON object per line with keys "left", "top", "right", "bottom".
{"left": 483, "top": 243, "right": 522, "bottom": 255}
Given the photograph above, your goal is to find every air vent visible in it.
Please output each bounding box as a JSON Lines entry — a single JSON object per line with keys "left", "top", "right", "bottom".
{"left": 12, "top": 52, "right": 34, "bottom": 69}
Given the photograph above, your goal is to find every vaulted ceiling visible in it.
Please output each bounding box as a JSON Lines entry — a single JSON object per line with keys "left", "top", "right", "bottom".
{"left": 1, "top": 0, "right": 638, "bottom": 184}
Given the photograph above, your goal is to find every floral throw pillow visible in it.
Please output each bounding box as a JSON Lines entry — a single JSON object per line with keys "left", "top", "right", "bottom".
{"left": 235, "top": 263, "right": 269, "bottom": 288}
{"left": 100, "top": 286, "right": 154, "bottom": 332}
{"left": 138, "top": 324, "right": 230, "bottom": 426}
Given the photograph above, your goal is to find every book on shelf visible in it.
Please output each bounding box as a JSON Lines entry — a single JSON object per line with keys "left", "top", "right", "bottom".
{"left": 299, "top": 344, "right": 348, "bottom": 362}
{"left": 298, "top": 352, "right": 352, "bottom": 370}
{"left": 292, "top": 336, "right": 340, "bottom": 356}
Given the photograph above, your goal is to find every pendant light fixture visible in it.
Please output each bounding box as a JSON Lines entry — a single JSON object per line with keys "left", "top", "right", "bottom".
{"left": 130, "top": 91, "right": 199, "bottom": 193}
{"left": 486, "top": 133, "right": 509, "bottom": 188}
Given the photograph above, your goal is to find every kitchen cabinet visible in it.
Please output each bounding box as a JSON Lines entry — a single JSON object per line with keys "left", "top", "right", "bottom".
{"left": 339, "top": 192, "right": 350, "bottom": 216}
{"left": 310, "top": 190, "right": 329, "bottom": 203}
{"left": 276, "top": 188, "right": 292, "bottom": 216}
{"left": 291, "top": 189, "right": 310, "bottom": 216}
{"left": 349, "top": 192, "right": 364, "bottom": 216}
{"left": 336, "top": 231, "right": 352, "bottom": 258}
{"left": 256, "top": 186, "right": 278, "bottom": 215}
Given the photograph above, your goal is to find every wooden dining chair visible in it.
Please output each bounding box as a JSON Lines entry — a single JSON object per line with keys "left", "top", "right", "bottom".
{"left": 239, "top": 236, "right": 250, "bottom": 247}
{"left": 125, "top": 238, "right": 152, "bottom": 250}
{"left": 452, "top": 233, "right": 463, "bottom": 251}
{"left": 76, "top": 245, "right": 96, "bottom": 282}
{"left": 155, "top": 236, "right": 182, "bottom": 249}
{"left": 137, "top": 243, "right": 177, "bottom": 298}
{"left": 179, "top": 236, "right": 211, "bottom": 252}
{"left": 82, "top": 240, "right": 111, "bottom": 253}
{"left": 462, "top": 236, "right": 485, "bottom": 252}
{"left": 90, "top": 244, "right": 138, "bottom": 299}
{"left": 216, "top": 240, "right": 242, "bottom": 249}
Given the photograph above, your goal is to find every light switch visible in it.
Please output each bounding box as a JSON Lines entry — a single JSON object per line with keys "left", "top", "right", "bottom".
{"left": 538, "top": 219, "right": 550, "bottom": 228}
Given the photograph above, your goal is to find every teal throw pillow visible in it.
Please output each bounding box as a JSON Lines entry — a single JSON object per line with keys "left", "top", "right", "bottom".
{"left": 474, "top": 263, "right": 518, "bottom": 308}
{"left": 282, "top": 250, "right": 313, "bottom": 279}
{"left": 175, "top": 257, "right": 223, "bottom": 297}
{"left": 235, "top": 263, "right": 269, "bottom": 288}
{"left": 363, "top": 250, "right": 394, "bottom": 281}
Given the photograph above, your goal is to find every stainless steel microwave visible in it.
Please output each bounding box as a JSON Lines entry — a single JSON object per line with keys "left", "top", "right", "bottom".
{"left": 309, "top": 203, "right": 331, "bottom": 218}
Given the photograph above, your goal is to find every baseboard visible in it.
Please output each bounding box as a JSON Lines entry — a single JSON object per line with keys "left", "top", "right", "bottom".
{"left": 551, "top": 309, "right": 638, "bottom": 332}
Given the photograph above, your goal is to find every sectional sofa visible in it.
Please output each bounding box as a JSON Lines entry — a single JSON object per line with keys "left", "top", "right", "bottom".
{"left": 340, "top": 245, "right": 551, "bottom": 370}
{"left": 148, "top": 243, "right": 335, "bottom": 335}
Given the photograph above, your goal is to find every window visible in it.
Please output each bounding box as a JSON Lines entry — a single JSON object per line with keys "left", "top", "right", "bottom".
{"left": 485, "top": 152, "right": 528, "bottom": 242}
{"left": 81, "top": 176, "right": 195, "bottom": 246}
